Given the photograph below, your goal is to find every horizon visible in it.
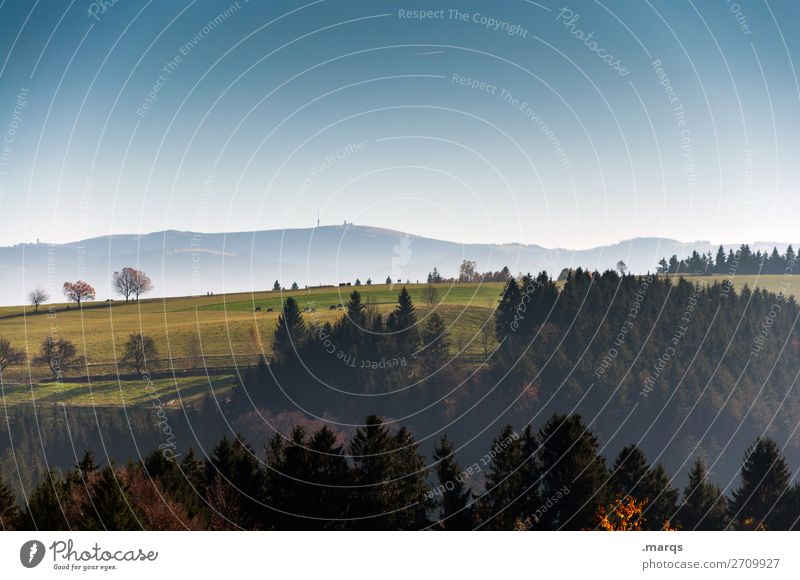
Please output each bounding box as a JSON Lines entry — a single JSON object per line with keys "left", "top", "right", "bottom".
{"left": 3, "top": 221, "right": 800, "bottom": 253}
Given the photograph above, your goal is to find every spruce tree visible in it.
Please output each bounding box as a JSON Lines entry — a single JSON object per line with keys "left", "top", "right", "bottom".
{"left": 206, "top": 436, "right": 267, "bottom": 529}
{"left": 349, "top": 416, "right": 431, "bottom": 530}
{"left": 495, "top": 277, "right": 522, "bottom": 343}
{"left": 493, "top": 277, "right": 525, "bottom": 367}
{"left": 388, "top": 287, "right": 419, "bottom": 357}
{"left": 273, "top": 297, "right": 306, "bottom": 365}
{"left": 609, "top": 445, "right": 649, "bottom": 499}
{"left": 538, "top": 414, "right": 607, "bottom": 530}
{"left": 478, "top": 425, "right": 538, "bottom": 530}
{"left": 91, "top": 466, "right": 140, "bottom": 530}
{"left": 643, "top": 463, "right": 679, "bottom": 530}
{"left": 0, "top": 473, "right": 20, "bottom": 530}
{"left": 731, "top": 437, "right": 791, "bottom": 530}
{"left": 266, "top": 426, "right": 311, "bottom": 529}
{"left": 678, "top": 457, "right": 730, "bottom": 530}
{"left": 418, "top": 313, "right": 449, "bottom": 377}
{"left": 432, "top": 435, "right": 474, "bottom": 530}
{"left": 349, "top": 415, "right": 395, "bottom": 529}
{"left": 715, "top": 245, "right": 727, "bottom": 274}
{"left": 24, "top": 469, "right": 69, "bottom": 530}
{"left": 389, "top": 427, "right": 432, "bottom": 529}
{"left": 306, "top": 426, "right": 351, "bottom": 527}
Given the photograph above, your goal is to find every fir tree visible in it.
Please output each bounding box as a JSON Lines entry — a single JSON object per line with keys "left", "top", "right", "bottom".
{"left": 24, "top": 469, "right": 69, "bottom": 530}
{"left": 678, "top": 457, "right": 730, "bottom": 530}
{"left": 715, "top": 245, "right": 727, "bottom": 274}
{"left": 644, "top": 463, "right": 679, "bottom": 530}
{"left": 731, "top": 438, "right": 792, "bottom": 530}
{"left": 432, "top": 435, "right": 474, "bottom": 530}
{"left": 0, "top": 473, "right": 20, "bottom": 530}
{"left": 478, "top": 425, "right": 538, "bottom": 530}
{"left": 609, "top": 445, "right": 649, "bottom": 499}
{"left": 538, "top": 414, "right": 607, "bottom": 530}
{"left": 418, "top": 313, "right": 449, "bottom": 377}
{"left": 91, "top": 466, "right": 140, "bottom": 530}
{"left": 388, "top": 287, "right": 419, "bottom": 357}
{"left": 273, "top": 297, "right": 306, "bottom": 365}
{"left": 349, "top": 416, "right": 431, "bottom": 530}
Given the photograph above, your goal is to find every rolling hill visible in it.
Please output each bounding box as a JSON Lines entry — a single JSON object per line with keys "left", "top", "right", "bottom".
{"left": 1, "top": 224, "right": 795, "bottom": 307}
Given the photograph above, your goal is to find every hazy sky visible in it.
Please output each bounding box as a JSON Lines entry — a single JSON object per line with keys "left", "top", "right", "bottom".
{"left": 0, "top": 0, "right": 798, "bottom": 249}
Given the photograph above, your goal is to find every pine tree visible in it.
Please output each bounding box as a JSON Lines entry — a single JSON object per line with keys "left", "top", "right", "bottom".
{"left": 731, "top": 438, "right": 792, "bottom": 529}
{"left": 609, "top": 445, "right": 649, "bottom": 499}
{"left": 349, "top": 415, "right": 395, "bottom": 529}
{"left": 389, "top": 427, "right": 432, "bottom": 529}
{"left": 388, "top": 287, "right": 419, "bottom": 357}
{"left": 206, "top": 436, "right": 267, "bottom": 529}
{"left": 644, "top": 463, "right": 679, "bottom": 530}
{"left": 273, "top": 297, "right": 306, "bottom": 365}
{"left": 495, "top": 277, "right": 522, "bottom": 342}
{"left": 715, "top": 245, "right": 727, "bottom": 274}
{"left": 266, "top": 426, "right": 311, "bottom": 529}
{"left": 538, "top": 414, "right": 607, "bottom": 530}
{"left": 306, "top": 426, "right": 351, "bottom": 527}
{"left": 418, "top": 313, "right": 449, "bottom": 377}
{"left": 493, "top": 278, "right": 526, "bottom": 367}
{"left": 478, "top": 425, "right": 538, "bottom": 530}
{"left": 24, "top": 469, "right": 69, "bottom": 530}
{"left": 786, "top": 245, "right": 796, "bottom": 268}
{"left": 91, "top": 466, "right": 140, "bottom": 530}
{"left": 432, "top": 435, "right": 474, "bottom": 530}
{"left": 0, "top": 473, "right": 20, "bottom": 530}
{"left": 606, "top": 445, "right": 673, "bottom": 530}
{"left": 349, "top": 416, "right": 431, "bottom": 530}
{"left": 678, "top": 457, "right": 730, "bottom": 530}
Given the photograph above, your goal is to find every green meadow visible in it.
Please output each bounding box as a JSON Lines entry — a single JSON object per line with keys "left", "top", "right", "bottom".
{"left": 1, "top": 275, "right": 795, "bottom": 406}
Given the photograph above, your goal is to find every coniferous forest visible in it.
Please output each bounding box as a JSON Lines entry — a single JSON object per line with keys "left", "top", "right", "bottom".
{"left": 3, "top": 270, "right": 800, "bottom": 530}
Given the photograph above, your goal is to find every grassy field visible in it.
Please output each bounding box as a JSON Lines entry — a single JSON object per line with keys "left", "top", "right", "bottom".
{"left": 665, "top": 273, "right": 800, "bottom": 297}
{"left": 0, "top": 375, "right": 238, "bottom": 408}
{"left": 0, "top": 283, "right": 505, "bottom": 386}
{"left": 1, "top": 274, "right": 796, "bottom": 407}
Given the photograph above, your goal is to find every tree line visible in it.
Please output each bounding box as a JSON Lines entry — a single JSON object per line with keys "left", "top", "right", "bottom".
{"left": 657, "top": 244, "right": 797, "bottom": 275}
{"left": 0, "top": 333, "right": 159, "bottom": 380}
{"left": 242, "top": 268, "right": 800, "bottom": 487}
{"left": 1, "top": 413, "right": 796, "bottom": 531}
{"left": 21, "top": 266, "right": 154, "bottom": 313}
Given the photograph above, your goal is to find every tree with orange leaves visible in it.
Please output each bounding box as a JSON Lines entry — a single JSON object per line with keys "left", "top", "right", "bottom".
{"left": 596, "top": 495, "right": 647, "bottom": 531}
{"left": 62, "top": 280, "right": 96, "bottom": 306}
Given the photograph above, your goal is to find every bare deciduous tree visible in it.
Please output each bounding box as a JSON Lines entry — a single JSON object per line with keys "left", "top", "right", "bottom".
{"left": 35, "top": 337, "right": 77, "bottom": 380}
{"left": 113, "top": 268, "right": 153, "bottom": 303}
{"left": 112, "top": 268, "right": 137, "bottom": 302}
{"left": 122, "top": 333, "right": 158, "bottom": 374}
{"left": 28, "top": 286, "right": 49, "bottom": 313}
{"left": 458, "top": 260, "right": 477, "bottom": 283}
{"left": 185, "top": 334, "right": 203, "bottom": 369}
{"left": 132, "top": 269, "right": 154, "bottom": 301}
{"left": 480, "top": 324, "right": 493, "bottom": 358}
{"left": 0, "top": 338, "right": 24, "bottom": 373}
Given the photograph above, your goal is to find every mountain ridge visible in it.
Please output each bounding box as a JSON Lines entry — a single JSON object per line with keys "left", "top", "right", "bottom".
{"left": 0, "top": 225, "right": 796, "bottom": 306}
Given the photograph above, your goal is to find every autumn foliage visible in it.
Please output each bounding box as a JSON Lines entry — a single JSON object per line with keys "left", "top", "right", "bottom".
{"left": 596, "top": 495, "right": 647, "bottom": 531}
{"left": 62, "top": 280, "right": 96, "bottom": 305}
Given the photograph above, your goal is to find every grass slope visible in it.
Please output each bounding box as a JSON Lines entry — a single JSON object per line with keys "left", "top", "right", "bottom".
{"left": 1, "top": 275, "right": 796, "bottom": 406}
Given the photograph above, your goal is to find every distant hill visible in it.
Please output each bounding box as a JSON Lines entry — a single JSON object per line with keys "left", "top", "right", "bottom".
{"left": 0, "top": 225, "right": 794, "bottom": 306}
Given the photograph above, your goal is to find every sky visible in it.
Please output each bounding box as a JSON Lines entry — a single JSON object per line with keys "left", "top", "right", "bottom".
{"left": 0, "top": 0, "right": 798, "bottom": 249}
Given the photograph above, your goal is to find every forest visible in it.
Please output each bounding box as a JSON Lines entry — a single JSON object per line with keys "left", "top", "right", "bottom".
{"left": 2, "top": 268, "right": 800, "bottom": 530}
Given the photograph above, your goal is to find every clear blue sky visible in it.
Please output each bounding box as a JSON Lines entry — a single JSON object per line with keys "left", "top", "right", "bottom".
{"left": 0, "top": 0, "right": 798, "bottom": 249}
